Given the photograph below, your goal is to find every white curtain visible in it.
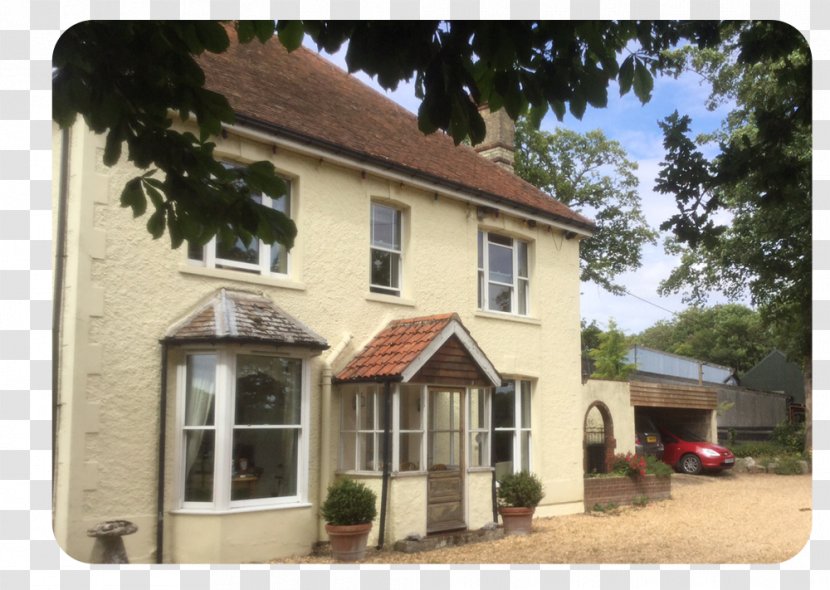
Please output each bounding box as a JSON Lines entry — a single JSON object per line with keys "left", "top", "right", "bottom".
{"left": 185, "top": 356, "right": 216, "bottom": 480}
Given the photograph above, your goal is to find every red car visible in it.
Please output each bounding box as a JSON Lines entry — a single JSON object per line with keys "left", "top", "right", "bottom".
{"left": 658, "top": 427, "right": 735, "bottom": 475}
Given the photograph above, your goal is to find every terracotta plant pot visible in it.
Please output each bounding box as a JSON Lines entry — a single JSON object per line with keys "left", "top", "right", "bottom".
{"left": 325, "top": 522, "right": 372, "bottom": 561}
{"left": 499, "top": 506, "right": 535, "bottom": 536}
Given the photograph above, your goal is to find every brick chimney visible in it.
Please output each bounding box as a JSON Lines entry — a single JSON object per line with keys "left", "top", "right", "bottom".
{"left": 473, "top": 105, "right": 516, "bottom": 173}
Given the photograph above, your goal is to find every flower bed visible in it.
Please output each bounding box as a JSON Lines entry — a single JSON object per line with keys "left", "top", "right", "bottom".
{"left": 583, "top": 474, "right": 671, "bottom": 511}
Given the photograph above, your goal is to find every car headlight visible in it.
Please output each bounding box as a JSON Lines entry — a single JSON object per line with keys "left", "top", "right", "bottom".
{"left": 700, "top": 448, "right": 720, "bottom": 458}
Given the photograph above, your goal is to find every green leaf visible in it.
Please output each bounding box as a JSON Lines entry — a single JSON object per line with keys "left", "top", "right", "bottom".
{"left": 618, "top": 55, "right": 635, "bottom": 96}
{"left": 146, "top": 208, "right": 166, "bottom": 239}
{"left": 194, "top": 22, "right": 230, "bottom": 54}
{"left": 236, "top": 21, "right": 256, "bottom": 44}
{"left": 632, "top": 60, "right": 654, "bottom": 103}
{"left": 120, "top": 178, "right": 147, "bottom": 217}
{"left": 277, "top": 21, "right": 305, "bottom": 52}
{"left": 254, "top": 21, "right": 276, "bottom": 43}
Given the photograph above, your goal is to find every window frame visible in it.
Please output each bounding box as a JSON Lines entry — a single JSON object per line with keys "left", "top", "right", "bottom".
{"left": 187, "top": 172, "right": 292, "bottom": 278}
{"left": 339, "top": 384, "right": 387, "bottom": 473}
{"left": 369, "top": 202, "right": 404, "bottom": 297}
{"left": 492, "top": 379, "right": 532, "bottom": 474}
{"left": 176, "top": 348, "right": 310, "bottom": 511}
{"left": 478, "top": 230, "right": 530, "bottom": 316}
{"left": 467, "top": 387, "right": 491, "bottom": 469}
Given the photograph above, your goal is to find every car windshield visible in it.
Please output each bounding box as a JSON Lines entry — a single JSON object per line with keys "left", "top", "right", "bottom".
{"left": 676, "top": 430, "right": 707, "bottom": 442}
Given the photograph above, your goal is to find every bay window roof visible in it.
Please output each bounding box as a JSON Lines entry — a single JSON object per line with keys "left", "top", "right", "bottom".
{"left": 162, "top": 288, "right": 328, "bottom": 349}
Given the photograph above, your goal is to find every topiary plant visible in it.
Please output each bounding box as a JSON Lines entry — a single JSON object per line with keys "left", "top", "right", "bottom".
{"left": 497, "top": 471, "right": 545, "bottom": 508}
{"left": 320, "top": 478, "right": 378, "bottom": 526}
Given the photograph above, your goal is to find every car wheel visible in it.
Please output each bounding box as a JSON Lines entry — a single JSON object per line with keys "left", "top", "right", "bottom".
{"left": 679, "top": 453, "right": 702, "bottom": 475}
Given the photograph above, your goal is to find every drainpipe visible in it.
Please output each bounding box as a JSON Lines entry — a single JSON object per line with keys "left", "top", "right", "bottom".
{"left": 156, "top": 342, "right": 169, "bottom": 564}
{"left": 319, "top": 334, "right": 352, "bottom": 532}
{"left": 377, "top": 379, "right": 392, "bottom": 549}
{"left": 53, "top": 128, "right": 70, "bottom": 499}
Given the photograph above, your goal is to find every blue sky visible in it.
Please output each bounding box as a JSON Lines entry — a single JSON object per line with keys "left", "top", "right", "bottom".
{"left": 315, "top": 43, "right": 744, "bottom": 335}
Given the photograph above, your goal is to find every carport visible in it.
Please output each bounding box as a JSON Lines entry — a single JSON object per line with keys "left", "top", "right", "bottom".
{"left": 629, "top": 380, "right": 718, "bottom": 441}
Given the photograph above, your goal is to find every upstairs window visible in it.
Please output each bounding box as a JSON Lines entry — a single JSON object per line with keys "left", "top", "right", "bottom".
{"left": 188, "top": 177, "right": 291, "bottom": 277}
{"left": 478, "top": 231, "right": 529, "bottom": 315}
{"left": 370, "top": 202, "right": 402, "bottom": 296}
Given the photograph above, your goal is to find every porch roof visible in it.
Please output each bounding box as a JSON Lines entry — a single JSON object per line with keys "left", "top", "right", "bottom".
{"left": 161, "top": 288, "right": 328, "bottom": 350}
{"left": 334, "top": 313, "right": 501, "bottom": 386}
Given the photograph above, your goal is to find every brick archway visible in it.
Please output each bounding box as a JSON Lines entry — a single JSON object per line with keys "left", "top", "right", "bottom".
{"left": 583, "top": 401, "right": 616, "bottom": 474}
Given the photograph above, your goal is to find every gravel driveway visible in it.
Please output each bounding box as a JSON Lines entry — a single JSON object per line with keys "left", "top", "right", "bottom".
{"left": 274, "top": 471, "right": 811, "bottom": 564}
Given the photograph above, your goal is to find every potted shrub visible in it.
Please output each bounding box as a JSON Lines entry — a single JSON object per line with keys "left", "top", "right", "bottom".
{"left": 320, "top": 478, "right": 378, "bottom": 561}
{"left": 497, "top": 471, "right": 545, "bottom": 535}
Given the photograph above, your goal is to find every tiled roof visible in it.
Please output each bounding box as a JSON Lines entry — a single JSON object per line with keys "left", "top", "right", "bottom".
{"left": 334, "top": 313, "right": 498, "bottom": 384}
{"left": 198, "top": 32, "right": 595, "bottom": 233}
{"left": 163, "top": 289, "right": 328, "bottom": 349}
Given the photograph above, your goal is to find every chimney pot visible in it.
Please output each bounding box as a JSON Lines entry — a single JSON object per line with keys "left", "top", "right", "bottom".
{"left": 474, "top": 105, "right": 516, "bottom": 173}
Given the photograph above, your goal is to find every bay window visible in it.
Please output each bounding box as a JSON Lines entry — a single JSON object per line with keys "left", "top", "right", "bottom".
{"left": 478, "top": 231, "right": 529, "bottom": 315}
{"left": 180, "top": 350, "right": 307, "bottom": 509}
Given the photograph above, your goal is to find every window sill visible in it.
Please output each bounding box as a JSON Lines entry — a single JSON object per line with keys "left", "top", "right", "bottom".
{"left": 467, "top": 466, "right": 495, "bottom": 474}
{"left": 179, "top": 265, "right": 306, "bottom": 291}
{"left": 171, "top": 502, "right": 312, "bottom": 516}
{"left": 474, "top": 310, "right": 541, "bottom": 325}
{"left": 365, "top": 292, "right": 416, "bottom": 307}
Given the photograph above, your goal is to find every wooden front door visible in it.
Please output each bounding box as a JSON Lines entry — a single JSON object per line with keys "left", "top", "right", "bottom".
{"left": 427, "top": 388, "right": 465, "bottom": 533}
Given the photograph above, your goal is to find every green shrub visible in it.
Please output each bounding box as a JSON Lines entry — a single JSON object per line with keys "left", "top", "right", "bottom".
{"left": 730, "top": 440, "right": 786, "bottom": 458}
{"left": 632, "top": 495, "right": 649, "bottom": 507}
{"left": 591, "top": 502, "right": 618, "bottom": 513}
{"left": 771, "top": 421, "right": 806, "bottom": 455}
{"left": 645, "top": 455, "right": 673, "bottom": 478}
{"left": 320, "top": 478, "right": 377, "bottom": 525}
{"left": 773, "top": 455, "right": 805, "bottom": 476}
{"left": 497, "top": 471, "right": 545, "bottom": 508}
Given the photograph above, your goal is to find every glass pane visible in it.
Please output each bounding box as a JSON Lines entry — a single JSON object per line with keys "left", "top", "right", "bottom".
{"left": 217, "top": 235, "right": 259, "bottom": 264}
{"left": 478, "top": 270, "right": 485, "bottom": 308}
{"left": 187, "top": 241, "right": 204, "bottom": 261}
{"left": 477, "top": 231, "right": 483, "bottom": 269}
{"left": 520, "top": 431, "right": 531, "bottom": 472}
{"left": 341, "top": 387, "right": 358, "bottom": 431}
{"left": 340, "top": 431, "right": 356, "bottom": 471}
{"left": 429, "top": 432, "right": 460, "bottom": 468}
{"left": 371, "top": 249, "right": 400, "bottom": 290}
{"left": 399, "top": 432, "right": 422, "bottom": 471}
{"left": 517, "top": 241, "right": 528, "bottom": 278}
{"left": 492, "top": 382, "right": 516, "bottom": 428}
{"left": 231, "top": 428, "right": 299, "bottom": 500}
{"left": 488, "top": 242, "right": 513, "bottom": 284}
{"left": 492, "top": 430, "right": 514, "bottom": 473}
{"left": 488, "top": 283, "right": 512, "bottom": 312}
{"left": 469, "top": 431, "right": 488, "bottom": 467}
{"left": 400, "top": 385, "right": 422, "bottom": 430}
{"left": 185, "top": 355, "right": 216, "bottom": 426}
{"left": 371, "top": 203, "right": 401, "bottom": 250}
{"left": 359, "top": 388, "right": 375, "bottom": 430}
{"left": 270, "top": 242, "right": 288, "bottom": 274}
{"left": 184, "top": 430, "right": 214, "bottom": 502}
{"left": 235, "top": 356, "right": 302, "bottom": 426}
{"left": 469, "top": 388, "right": 487, "bottom": 430}
{"left": 521, "top": 381, "right": 532, "bottom": 429}
{"left": 430, "top": 391, "right": 460, "bottom": 431}
{"left": 358, "top": 432, "right": 376, "bottom": 471}
{"left": 518, "top": 279, "right": 528, "bottom": 315}
{"left": 488, "top": 233, "right": 512, "bottom": 247}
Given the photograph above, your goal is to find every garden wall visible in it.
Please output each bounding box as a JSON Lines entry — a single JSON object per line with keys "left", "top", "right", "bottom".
{"left": 583, "top": 475, "right": 671, "bottom": 511}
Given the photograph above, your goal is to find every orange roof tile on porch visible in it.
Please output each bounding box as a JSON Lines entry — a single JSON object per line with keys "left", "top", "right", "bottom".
{"left": 334, "top": 313, "right": 501, "bottom": 387}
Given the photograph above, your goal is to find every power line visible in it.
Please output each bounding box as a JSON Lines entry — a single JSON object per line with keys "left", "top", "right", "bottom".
{"left": 622, "top": 288, "right": 680, "bottom": 317}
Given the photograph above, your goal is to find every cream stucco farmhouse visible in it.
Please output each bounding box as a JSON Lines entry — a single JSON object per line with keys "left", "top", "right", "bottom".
{"left": 52, "top": 31, "right": 598, "bottom": 563}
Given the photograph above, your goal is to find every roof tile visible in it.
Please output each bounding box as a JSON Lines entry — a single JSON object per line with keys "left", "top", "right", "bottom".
{"left": 199, "top": 31, "right": 594, "bottom": 232}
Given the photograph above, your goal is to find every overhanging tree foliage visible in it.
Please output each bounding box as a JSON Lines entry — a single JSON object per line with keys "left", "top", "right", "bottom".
{"left": 653, "top": 22, "right": 811, "bottom": 445}
{"left": 52, "top": 19, "right": 722, "bottom": 251}
{"left": 515, "top": 122, "right": 656, "bottom": 293}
